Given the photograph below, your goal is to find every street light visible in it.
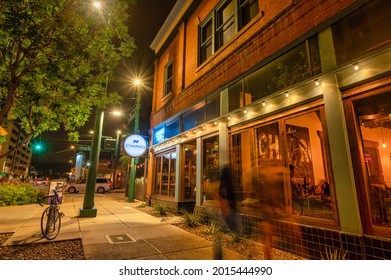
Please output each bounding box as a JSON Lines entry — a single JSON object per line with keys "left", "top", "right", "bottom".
{"left": 79, "top": 1, "right": 106, "bottom": 217}
{"left": 112, "top": 129, "right": 121, "bottom": 188}
{"left": 128, "top": 79, "right": 142, "bottom": 202}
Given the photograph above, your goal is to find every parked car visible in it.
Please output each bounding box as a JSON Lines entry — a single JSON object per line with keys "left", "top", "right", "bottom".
{"left": 64, "top": 178, "right": 112, "bottom": 194}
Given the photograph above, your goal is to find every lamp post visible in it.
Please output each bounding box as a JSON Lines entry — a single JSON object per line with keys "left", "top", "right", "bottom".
{"left": 128, "top": 79, "right": 141, "bottom": 202}
{"left": 113, "top": 129, "right": 121, "bottom": 188}
{"left": 79, "top": 0, "right": 108, "bottom": 217}
{"left": 79, "top": 107, "right": 104, "bottom": 217}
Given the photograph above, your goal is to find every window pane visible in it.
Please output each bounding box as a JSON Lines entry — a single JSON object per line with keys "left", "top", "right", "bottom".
{"left": 228, "top": 79, "right": 243, "bottom": 112}
{"left": 183, "top": 102, "right": 206, "bottom": 131}
{"left": 286, "top": 111, "right": 334, "bottom": 220}
{"left": 184, "top": 142, "right": 197, "bottom": 199}
{"left": 169, "top": 153, "right": 176, "bottom": 196}
{"left": 153, "top": 125, "right": 165, "bottom": 145}
{"left": 166, "top": 118, "right": 180, "bottom": 139}
{"left": 332, "top": 0, "right": 391, "bottom": 65}
{"left": 202, "top": 136, "right": 219, "bottom": 204}
{"left": 239, "top": 0, "right": 259, "bottom": 29}
{"left": 161, "top": 155, "right": 170, "bottom": 195}
{"left": 200, "top": 20, "right": 213, "bottom": 64}
{"left": 164, "top": 62, "right": 173, "bottom": 96}
{"left": 355, "top": 92, "right": 391, "bottom": 228}
{"left": 245, "top": 42, "right": 312, "bottom": 100}
{"left": 206, "top": 93, "right": 220, "bottom": 121}
{"left": 154, "top": 156, "right": 162, "bottom": 194}
{"left": 216, "top": 0, "right": 235, "bottom": 50}
{"left": 253, "top": 123, "right": 285, "bottom": 215}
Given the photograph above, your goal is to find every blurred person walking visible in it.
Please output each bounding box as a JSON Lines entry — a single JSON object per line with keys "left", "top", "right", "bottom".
{"left": 213, "top": 166, "right": 241, "bottom": 259}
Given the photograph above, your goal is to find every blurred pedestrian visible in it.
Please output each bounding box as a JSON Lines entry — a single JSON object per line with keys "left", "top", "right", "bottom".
{"left": 213, "top": 166, "right": 241, "bottom": 259}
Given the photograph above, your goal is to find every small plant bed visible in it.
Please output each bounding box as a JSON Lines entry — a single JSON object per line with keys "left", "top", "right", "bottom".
{"left": 136, "top": 203, "right": 305, "bottom": 260}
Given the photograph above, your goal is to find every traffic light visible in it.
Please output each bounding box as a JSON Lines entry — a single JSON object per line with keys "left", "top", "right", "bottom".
{"left": 104, "top": 139, "right": 117, "bottom": 151}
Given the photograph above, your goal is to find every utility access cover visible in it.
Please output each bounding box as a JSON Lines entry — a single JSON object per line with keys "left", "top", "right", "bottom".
{"left": 105, "top": 233, "right": 136, "bottom": 244}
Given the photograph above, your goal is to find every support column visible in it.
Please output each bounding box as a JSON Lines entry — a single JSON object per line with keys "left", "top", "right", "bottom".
{"left": 319, "top": 28, "right": 362, "bottom": 233}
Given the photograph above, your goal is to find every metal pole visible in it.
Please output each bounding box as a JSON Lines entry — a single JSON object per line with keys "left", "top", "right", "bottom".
{"left": 128, "top": 91, "right": 141, "bottom": 202}
{"left": 79, "top": 107, "right": 104, "bottom": 217}
{"left": 113, "top": 131, "right": 120, "bottom": 188}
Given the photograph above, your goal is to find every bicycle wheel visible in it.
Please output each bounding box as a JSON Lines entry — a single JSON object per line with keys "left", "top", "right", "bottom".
{"left": 41, "top": 206, "right": 61, "bottom": 240}
{"left": 293, "top": 199, "right": 303, "bottom": 216}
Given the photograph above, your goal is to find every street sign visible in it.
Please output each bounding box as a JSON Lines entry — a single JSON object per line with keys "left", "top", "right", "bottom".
{"left": 123, "top": 134, "right": 147, "bottom": 157}
{"left": 76, "top": 145, "right": 91, "bottom": 152}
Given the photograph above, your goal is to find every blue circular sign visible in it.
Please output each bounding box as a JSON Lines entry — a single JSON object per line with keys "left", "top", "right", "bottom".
{"left": 124, "top": 134, "right": 147, "bottom": 157}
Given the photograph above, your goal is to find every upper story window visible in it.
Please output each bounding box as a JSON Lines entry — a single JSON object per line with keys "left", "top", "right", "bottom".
{"left": 239, "top": 0, "right": 259, "bottom": 29}
{"left": 199, "top": 0, "right": 259, "bottom": 65}
{"left": 215, "top": 0, "right": 236, "bottom": 50}
{"left": 164, "top": 61, "right": 173, "bottom": 96}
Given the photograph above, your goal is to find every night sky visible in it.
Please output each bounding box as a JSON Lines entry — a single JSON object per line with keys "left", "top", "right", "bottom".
{"left": 31, "top": 0, "right": 177, "bottom": 176}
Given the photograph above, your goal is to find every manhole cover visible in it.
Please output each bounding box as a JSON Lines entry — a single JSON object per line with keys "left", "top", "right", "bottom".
{"left": 105, "top": 233, "right": 136, "bottom": 244}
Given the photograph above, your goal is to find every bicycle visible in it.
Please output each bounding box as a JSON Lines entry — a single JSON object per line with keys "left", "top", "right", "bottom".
{"left": 292, "top": 198, "right": 303, "bottom": 216}
{"left": 37, "top": 187, "right": 64, "bottom": 240}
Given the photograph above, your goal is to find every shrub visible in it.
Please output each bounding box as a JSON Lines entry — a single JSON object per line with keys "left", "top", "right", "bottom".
{"left": 0, "top": 184, "right": 44, "bottom": 206}
{"left": 204, "top": 220, "right": 222, "bottom": 235}
{"left": 180, "top": 208, "right": 201, "bottom": 228}
{"left": 321, "top": 246, "right": 347, "bottom": 260}
{"left": 153, "top": 204, "right": 167, "bottom": 216}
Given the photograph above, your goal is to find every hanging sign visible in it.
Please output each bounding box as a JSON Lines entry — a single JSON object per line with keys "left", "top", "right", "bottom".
{"left": 123, "top": 134, "right": 147, "bottom": 157}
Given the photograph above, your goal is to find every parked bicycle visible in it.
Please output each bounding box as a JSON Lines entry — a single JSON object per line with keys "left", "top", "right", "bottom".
{"left": 37, "top": 187, "right": 64, "bottom": 240}
{"left": 292, "top": 198, "right": 303, "bottom": 216}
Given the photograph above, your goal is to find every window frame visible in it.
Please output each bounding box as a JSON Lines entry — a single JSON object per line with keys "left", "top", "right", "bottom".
{"left": 164, "top": 60, "right": 173, "bottom": 97}
{"left": 198, "top": 0, "right": 259, "bottom": 65}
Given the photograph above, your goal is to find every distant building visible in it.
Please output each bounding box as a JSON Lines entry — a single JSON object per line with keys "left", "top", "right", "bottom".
{"left": 0, "top": 124, "right": 32, "bottom": 179}
{"left": 148, "top": 0, "right": 391, "bottom": 259}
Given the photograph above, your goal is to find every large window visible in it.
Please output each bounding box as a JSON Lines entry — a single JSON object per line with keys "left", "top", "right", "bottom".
{"left": 183, "top": 142, "right": 197, "bottom": 199}
{"left": 202, "top": 136, "right": 220, "bottom": 203}
{"left": 232, "top": 108, "right": 335, "bottom": 221}
{"left": 332, "top": 0, "right": 391, "bottom": 65}
{"left": 199, "top": 0, "right": 259, "bottom": 65}
{"left": 154, "top": 151, "right": 176, "bottom": 197}
{"left": 354, "top": 92, "right": 391, "bottom": 229}
{"left": 227, "top": 37, "right": 321, "bottom": 112}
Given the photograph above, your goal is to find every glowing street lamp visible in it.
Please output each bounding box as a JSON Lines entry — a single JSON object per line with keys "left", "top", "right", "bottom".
{"left": 128, "top": 79, "right": 142, "bottom": 202}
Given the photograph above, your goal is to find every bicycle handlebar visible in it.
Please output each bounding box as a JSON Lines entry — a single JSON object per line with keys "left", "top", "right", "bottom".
{"left": 37, "top": 188, "right": 62, "bottom": 206}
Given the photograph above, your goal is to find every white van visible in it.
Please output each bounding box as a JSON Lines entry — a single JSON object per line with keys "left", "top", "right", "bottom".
{"left": 65, "top": 178, "right": 112, "bottom": 194}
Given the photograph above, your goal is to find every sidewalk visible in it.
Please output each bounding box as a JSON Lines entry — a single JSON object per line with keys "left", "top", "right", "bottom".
{"left": 0, "top": 192, "right": 246, "bottom": 260}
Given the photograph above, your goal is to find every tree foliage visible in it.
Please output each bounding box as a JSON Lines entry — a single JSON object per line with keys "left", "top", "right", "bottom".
{"left": 0, "top": 0, "right": 136, "bottom": 151}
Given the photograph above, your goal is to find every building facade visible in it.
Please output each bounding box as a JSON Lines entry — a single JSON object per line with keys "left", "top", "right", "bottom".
{"left": 0, "top": 124, "right": 32, "bottom": 179}
{"left": 148, "top": 0, "right": 391, "bottom": 259}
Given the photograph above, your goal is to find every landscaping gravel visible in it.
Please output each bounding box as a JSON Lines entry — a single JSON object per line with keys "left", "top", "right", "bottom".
{"left": 0, "top": 233, "right": 85, "bottom": 260}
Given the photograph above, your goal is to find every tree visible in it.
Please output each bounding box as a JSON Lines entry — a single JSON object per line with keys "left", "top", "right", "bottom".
{"left": 0, "top": 0, "right": 136, "bottom": 157}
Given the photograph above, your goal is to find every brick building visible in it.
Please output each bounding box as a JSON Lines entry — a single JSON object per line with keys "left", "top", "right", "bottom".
{"left": 0, "top": 124, "right": 32, "bottom": 179}
{"left": 147, "top": 0, "right": 391, "bottom": 259}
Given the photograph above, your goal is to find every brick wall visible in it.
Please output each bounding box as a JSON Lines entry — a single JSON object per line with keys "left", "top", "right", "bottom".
{"left": 151, "top": 0, "right": 357, "bottom": 128}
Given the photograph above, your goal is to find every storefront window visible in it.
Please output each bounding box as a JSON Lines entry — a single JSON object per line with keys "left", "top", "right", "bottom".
{"left": 183, "top": 142, "right": 197, "bottom": 199}
{"left": 154, "top": 151, "right": 176, "bottom": 197}
{"left": 285, "top": 110, "right": 333, "bottom": 220}
{"left": 202, "top": 136, "right": 219, "bottom": 204}
{"left": 355, "top": 92, "right": 391, "bottom": 228}
{"left": 231, "top": 108, "right": 335, "bottom": 221}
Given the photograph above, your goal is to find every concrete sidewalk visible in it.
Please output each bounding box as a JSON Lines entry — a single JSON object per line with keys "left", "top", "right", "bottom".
{"left": 0, "top": 192, "right": 246, "bottom": 260}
